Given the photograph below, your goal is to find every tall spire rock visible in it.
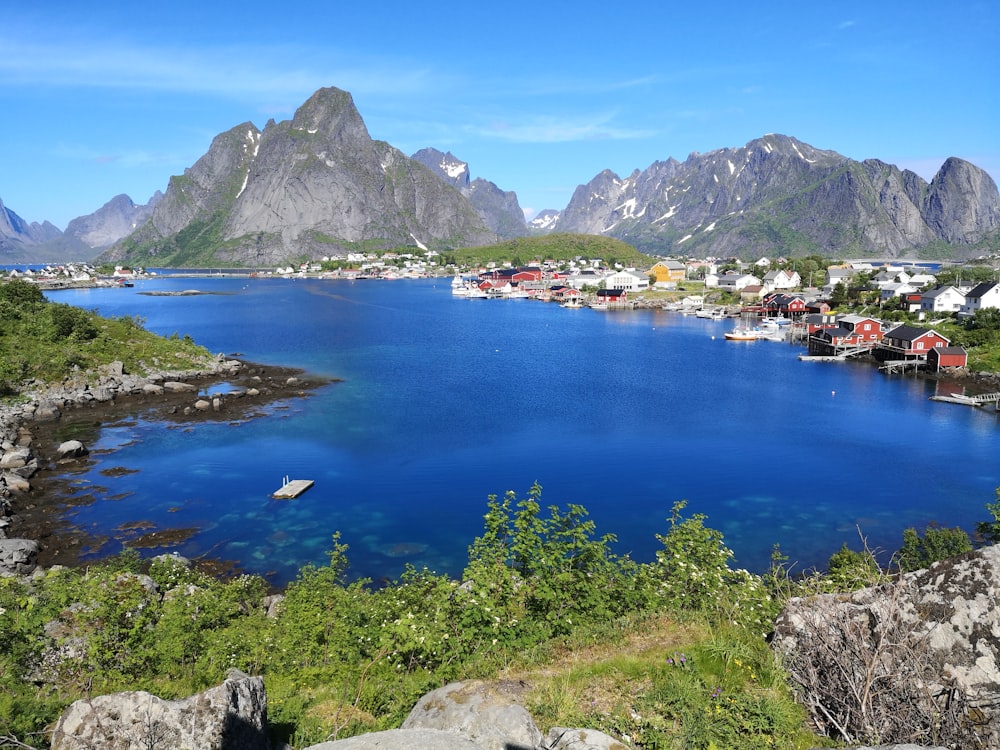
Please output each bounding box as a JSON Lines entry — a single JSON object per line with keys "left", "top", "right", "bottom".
{"left": 106, "top": 87, "right": 495, "bottom": 266}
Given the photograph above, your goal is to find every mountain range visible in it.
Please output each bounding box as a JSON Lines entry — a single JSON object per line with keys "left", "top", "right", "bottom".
{"left": 2, "top": 85, "right": 999, "bottom": 265}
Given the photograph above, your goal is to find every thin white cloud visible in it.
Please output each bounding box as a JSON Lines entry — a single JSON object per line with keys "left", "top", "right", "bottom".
{"left": 51, "top": 142, "right": 188, "bottom": 170}
{"left": 473, "top": 114, "right": 657, "bottom": 144}
{"left": 0, "top": 35, "right": 440, "bottom": 100}
{"left": 837, "top": 20, "right": 857, "bottom": 30}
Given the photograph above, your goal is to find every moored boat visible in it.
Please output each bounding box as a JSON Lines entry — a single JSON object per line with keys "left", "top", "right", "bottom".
{"left": 724, "top": 327, "right": 759, "bottom": 340}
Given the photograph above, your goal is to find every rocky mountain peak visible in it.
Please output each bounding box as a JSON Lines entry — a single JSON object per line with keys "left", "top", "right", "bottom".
{"left": 287, "top": 86, "right": 371, "bottom": 146}
{"left": 63, "top": 193, "right": 159, "bottom": 250}
{"left": 411, "top": 148, "right": 471, "bottom": 191}
{"left": 547, "top": 133, "right": 1000, "bottom": 258}
{"left": 411, "top": 147, "right": 527, "bottom": 240}
{"left": 922, "top": 157, "right": 1000, "bottom": 243}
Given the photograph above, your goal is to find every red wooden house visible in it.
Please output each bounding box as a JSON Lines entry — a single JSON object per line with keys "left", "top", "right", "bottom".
{"left": 802, "top": 313, "right": 840, "bottom": 335}
{"left": 762, "top": 293, "right": 808, "bottom": 318}
{"left": 876, "top": 325, "right": 950, "bottom": 362}
{"left": 595, "top": 288, "right": 628, "bottom": 306}
{"left": 513, "top": 268, "right": 544, "bottom": 282}
{"left": 548, "top": 285, "right": 581, "bottom": 300}
{"left": 837, "top": 314, "right": 884, "bottom": 343}
{"left": 927, "top": 346, "right": 968, "bottom": 371}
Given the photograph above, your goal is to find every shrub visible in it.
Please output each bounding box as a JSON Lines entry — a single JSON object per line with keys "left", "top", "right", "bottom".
{"left": 896, "top": 524, "right": 973, "bottom": 572}
{"left": 825, "top": 542, "right": 883, "bottom": 591}
{"left": 650, "top": 500, "right": 734, "bottom": 611}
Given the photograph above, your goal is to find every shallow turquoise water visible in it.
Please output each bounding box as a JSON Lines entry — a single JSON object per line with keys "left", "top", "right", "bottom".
{"left": 46, "top": 277, "right": 1000, "bottom": 586}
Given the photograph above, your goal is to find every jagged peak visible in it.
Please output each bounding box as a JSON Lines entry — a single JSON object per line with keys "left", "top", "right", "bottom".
{"left": 932, "top": 156, "right": 998, "bottom": 189}
{"left": 412, "top": 147, "right": 470, "bottom": 182}
{"left": 289, "top": 86, "right": 369, "bottom": 141}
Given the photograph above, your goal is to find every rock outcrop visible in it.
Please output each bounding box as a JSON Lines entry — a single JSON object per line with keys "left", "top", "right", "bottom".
{"left": 50, "top": 668, "right": 268, "bottom": 750}
{"left": 305, "top": 728, "right": 484, "bottom": 750}
{"left": 773, "top": 545, "right": 1000, "bottom": 748}
{"left": 0, "top": 538, "right": 39, "bottom": 576}
{"left": 303, "top": 679, "right": 630, "bottom": 750}
{"left": 401, "top": 680, "right": 542, "bottom": 750}
{"left": 106, "top": 87, "right": 498, "bottom": 267}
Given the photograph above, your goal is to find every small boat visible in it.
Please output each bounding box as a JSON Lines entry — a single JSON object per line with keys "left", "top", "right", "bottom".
{"left": 724, "top": 328, "right": 759, "bottom": 341}
{"left": 561, "top": 297, "right": 584, "bottom": 308}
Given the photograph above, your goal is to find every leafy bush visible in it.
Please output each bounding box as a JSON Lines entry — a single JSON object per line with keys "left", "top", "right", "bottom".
{"left": 651, "top": 500, "right": 735, "bottom": 610}
{"left": 896, "top": 523, "right": 973, "bottom": 572}
{"left": 825, "top": 542, "right": 883, "bottom": 591}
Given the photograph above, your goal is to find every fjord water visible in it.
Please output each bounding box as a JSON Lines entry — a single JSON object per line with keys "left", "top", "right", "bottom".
{"left": 48, "top": 277, "right": 1000, "bottom": 586}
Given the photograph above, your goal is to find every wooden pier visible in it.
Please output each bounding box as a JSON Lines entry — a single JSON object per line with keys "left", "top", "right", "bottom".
{"left": 272, "top": 477, "right": 314, "bottom": 499}
{"left": 878, "top": 360, "right": 924, "bottom": 374}
{"left": 930, "top": 392, "right": 1000, "bottom": 410}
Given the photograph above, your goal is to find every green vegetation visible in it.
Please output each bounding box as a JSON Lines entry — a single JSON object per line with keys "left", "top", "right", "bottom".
{"left": 444, "top": 233, "right": 651, "bottom": 268}
{"left": 4, "top": 480, "right": 999, "bottom": 749}
{"left": 0, "top": 278, "right": 214, "bottom": 397}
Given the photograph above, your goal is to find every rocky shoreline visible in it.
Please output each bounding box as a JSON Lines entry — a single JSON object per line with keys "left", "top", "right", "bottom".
{"left": 0, "top": 357, "right": 331, "bottom": 578}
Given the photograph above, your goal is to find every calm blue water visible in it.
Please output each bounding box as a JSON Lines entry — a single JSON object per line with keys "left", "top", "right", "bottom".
{"left": 44, "top": 277, "right": 1000, "bottom": 586}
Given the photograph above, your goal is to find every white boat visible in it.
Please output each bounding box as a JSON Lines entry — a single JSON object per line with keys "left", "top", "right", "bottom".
{"left": 561, "top": 297, "right": 584, "bottom": 308}
{"left": 695, "top": 307, "right": 728, "bottom": 320}
{"left": 724, "top": 319, "right": 784, "bottom": 341}
{"left": 724, "top": 327, "right": 759, "bottom": 341}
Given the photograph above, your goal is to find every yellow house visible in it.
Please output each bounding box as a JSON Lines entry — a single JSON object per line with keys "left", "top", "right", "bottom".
{"left": 648, "top": 260, "right": 686, "bottom": 284}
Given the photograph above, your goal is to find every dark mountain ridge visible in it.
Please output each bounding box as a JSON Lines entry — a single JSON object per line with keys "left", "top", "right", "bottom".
{"left": 4, "top": 88, "right": 999, "bottom": 265}
{"left": 544, "top": 135, "right": 1000, "bottom": 259}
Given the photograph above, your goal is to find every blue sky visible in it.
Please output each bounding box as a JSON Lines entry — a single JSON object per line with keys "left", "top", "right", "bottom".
{"left": 2, "top": 1, "right": 998, "bottom": 230}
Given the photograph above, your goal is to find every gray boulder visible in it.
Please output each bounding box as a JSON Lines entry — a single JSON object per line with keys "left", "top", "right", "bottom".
{"left": 304, "top": 728, "right": 484, "bottom": 750}
{"left": 55, "top": 440, "right": 88, "bottom": 460}
{"left": 0, "top": 473, "right": 30, "bottom": 493}
{"left": 774, "top": 545, "right": 1000, "bottom": 748}
{"left": 50, "top": 668, "right": 268, "bottom": 750}
{"left": 0, "top": 538, "right": 38, "bottom": 575}
{"left": 163, "top": 381, "right": 198, "bottom": 393}
{"left": 546, "top": 727, "right": 630, "bottom": 749}
{"left": 0, "top": 446, "right": 31, "bottom": 469}
{"left": 401, "top": 680, "right": 542, "bottom": 750}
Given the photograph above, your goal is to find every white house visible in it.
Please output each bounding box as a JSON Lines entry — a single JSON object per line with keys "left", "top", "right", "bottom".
{"left": 762, "top": 269, "right": 801, "bottom": 290}
{"left": 823, "top": 267, "right": 854, "bottom": 293}
{"left": 907, "top": 272, "right": 937, "bottom": 288}
{"left": 920, "top": 286, "right": 966, "bottom": 313}
{"left": 880, "top": 282, "right": 918, "bottom": 302}
{"left": 605, "top": 269, "right": 650, "bottom": 291}
{"left": 959, "top": 281, "right": 1000, "bottom": 317}
{"left": 716, "top": 271, "right": 762, "bottom": 291}
{"left": 564, "top": 269, "right": 608, "bottom": 290}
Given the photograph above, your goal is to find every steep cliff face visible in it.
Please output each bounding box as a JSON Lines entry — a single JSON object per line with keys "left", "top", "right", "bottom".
{"left": 550, "top": 135, "right": 1000, "bottom": 258}
{"left": 107, "top": 88, "right": 496, "bottom": 266}
{"left": 922, "top": 156, "right": 1000, "bottom": 243}
{"left": 411, "top": 147, "right": 528, "bottom": 240}
{"left": 63, "top": 193, "right": 159, "bottom": 250}
{"left": 0, "top": 197, "right": 63, "bottom": 261}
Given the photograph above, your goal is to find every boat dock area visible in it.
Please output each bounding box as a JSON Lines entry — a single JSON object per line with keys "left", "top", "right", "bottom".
{"left": 930, "top": 392, "right": 1000, "bottom": 411}
{"left": 272, "top": 477, "right": 314, "bottom": 499}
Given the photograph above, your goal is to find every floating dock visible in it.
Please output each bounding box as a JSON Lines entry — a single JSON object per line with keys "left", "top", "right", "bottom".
{"left": 272, "top": 478, "right": 314, "bottom": 499}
